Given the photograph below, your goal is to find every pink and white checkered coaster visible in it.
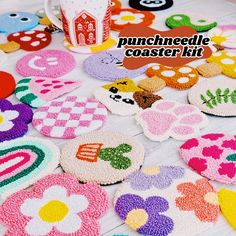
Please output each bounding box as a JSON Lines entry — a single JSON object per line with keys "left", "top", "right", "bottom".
{"left": 32, "top": 96, "right": 108, "bottom": 139}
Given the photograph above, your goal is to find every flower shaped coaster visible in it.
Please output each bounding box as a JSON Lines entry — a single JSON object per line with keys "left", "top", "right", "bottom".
{"left": 114, "top": 166, "right": 220, "bottom": 236}
{"left": 136, "top": 99, "right": 208, "bottom": 142}
{"left": 0, "top": 99, "right": 32, "bottom": 142}
{"left": 0, "top": 137, "right": 59, "bottom": 199}
{"left": 60, "top": 131, "right": 144, "bottom": 185}
{"left": 180, "top": 133, "right": 236, "bottom": 185}
{"left": 129, "top": 0, "right": 173, "bottom": 11}
{"left": 0, "top": 71, "right": 16, "bottom": 99}
{"left": 188, "top": 78, "right": 236, "bottom": 117}
{"left": 0, "top": 173, "right": 108, "bottom": 235}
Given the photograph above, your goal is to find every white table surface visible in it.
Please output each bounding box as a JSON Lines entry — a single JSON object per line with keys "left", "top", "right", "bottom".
{"left": 0, "top": 0, "right": 236, "bottom": 235}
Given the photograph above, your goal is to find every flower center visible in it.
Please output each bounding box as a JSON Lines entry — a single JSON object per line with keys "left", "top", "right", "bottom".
{"left": 0, "top": 115, "right": 4, "bottom": 124}
{"left": 121, "top": 15, "right": 136, "bottom": 22}
{"left": 39, "top": 200, "right": 69, "bottom": 223}
{"left": 211, "top": 35, "right": 227, "bottom": 44}
{"left": 125, "top": 209, "right": 148, "bottom": 230}
{"left": 204, "top": 192, "right": 219, "bottom": 206}
{"left": 142, "top": 167, "right": 160, "bottom": 175}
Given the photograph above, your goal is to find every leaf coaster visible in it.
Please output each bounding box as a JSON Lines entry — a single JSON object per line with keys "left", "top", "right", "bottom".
{"left": 15, "top": 77, "right": 82, "bottom": 108}
{"left": 0, "top": 137, "right": 59, "bottom": 199}
{"left": 32, "top": 96, "right": 107, "bottom": 139}
{"left": 60, "top": 131, "right": 144, "bottom": 185}
{"left": 0, "top": 71, "right": 16, "bottom": 99}
{"left": 114, "top": 166, "right": 220, "bottom": 236}
{"left": 0, "top": 173, "right": 108, "bottom": 235}
{"left": 129, "top": 0, "right": 173, "bottom": 11}
{"left": 180, "top": 133, "right": 236, "bottom": 184}
{"left": 188, "top": 78, "right": 236, "bottom": 116}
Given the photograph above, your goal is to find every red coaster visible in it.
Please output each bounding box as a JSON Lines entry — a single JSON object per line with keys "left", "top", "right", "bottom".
{"left": 0, "top": 71, "right": 16, "bottom": 99}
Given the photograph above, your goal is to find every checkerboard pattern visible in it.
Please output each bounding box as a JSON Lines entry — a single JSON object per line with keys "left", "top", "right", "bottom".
{"left": 32, "top": 96, "right": 108, "bottom": 138}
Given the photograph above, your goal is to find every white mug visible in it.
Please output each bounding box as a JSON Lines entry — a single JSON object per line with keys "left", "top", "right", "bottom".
{"left": 44, "top": 0, "right": 111, "bottom": 47}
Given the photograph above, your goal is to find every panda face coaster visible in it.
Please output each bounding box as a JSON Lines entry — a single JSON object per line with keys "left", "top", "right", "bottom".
{"left": 94, "top": 78, "right": 162, "bottom": 116}
{"left": 166, "top": 14, "right": 217, "bottom": 32}
{"left": 129, "top": 0, "right": 173, "bottom": 11}
{"left": 180, "top": 133, "right": 236, "bottom": 185}
{"left": 114, "top": 166, "right": 220, "bottom": 236}
{"left": 61, "top": 131, "right": 144, "bottom": 185}
{"left": 188, "top": 78, "right": 236, "bottom": 117}
{"left": 83, "top": 50, "right": 147, "bottom": 82}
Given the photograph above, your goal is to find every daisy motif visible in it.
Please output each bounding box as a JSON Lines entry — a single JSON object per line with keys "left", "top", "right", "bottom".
{"left": 0, "top": 110, "right": 19, "bottom": 132}
{"left": 112, "top": 11, "right": 145, "bottom": 25}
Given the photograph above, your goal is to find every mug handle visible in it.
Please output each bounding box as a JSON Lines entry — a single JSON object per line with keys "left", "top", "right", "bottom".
{"left": 44, "top": 0, "right": 63, "bottom": 29}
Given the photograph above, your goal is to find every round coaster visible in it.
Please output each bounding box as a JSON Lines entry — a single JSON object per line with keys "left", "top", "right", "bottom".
{"left": 136, "top": 99, "right": 208, "bottom": 142}
{"left": 207, "top": 51, "right": 236, "bottom": 78}
{"left": 111, "top": 8, "right": 155, "bottom": 31}
{"left": 0, "top": 71, "right": 16, "bottom": 99}
{"left": 180, "top": 133, "right": 236, "bottom": 184}
{"left": 188, "top": 78, "right": 236, "bottom": 117}
{"left": 114, "top": 166, "right": 220, "bottom": 236}
{"left": 33, "top": 96, "right": 107, "bottom": 139}
{"left": 16, "top": 50, "right": 76, "bottom": 78}
{"left": 0, "top": 137, "right": 59, "bottom": 199}
{"left": 129, "top": 0, "right": 173, "bottom": 11}
{"left": 0, "top": 173, "right": 108, "bottom": 235}
{"left": 0, "top": 12, "right": 39, "bottom": 34}
{"left": 146, "top": 64, "right": 199, "bottom": 90}
{"left": 208, "top": 25, "right": 236, "bottom": 49}
{"left": 166, "top": 13, "right": 217, "bottom": 32}
{"left": 61, "top": 131, "right": 144, "bottom": 185}
{"left": 15, "top": 77, "right": 82, "bottom": 108}
{"left": 0, "top": 99, "right": 33, "bottom": 142}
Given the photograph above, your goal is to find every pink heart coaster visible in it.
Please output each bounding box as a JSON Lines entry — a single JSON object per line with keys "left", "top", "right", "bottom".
{"left": 16, "top": 50, "right": 76, "bottom": 78}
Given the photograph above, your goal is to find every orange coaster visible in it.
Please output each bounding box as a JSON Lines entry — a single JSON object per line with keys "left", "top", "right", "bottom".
{"left": 0, "top": 71, "right": 16, "bottom": 98}
{"left": 146, "top": 65, "right": 199, "bottom": 90}
{"left": 111, "top": 0, "right": 122, "bottom": 12}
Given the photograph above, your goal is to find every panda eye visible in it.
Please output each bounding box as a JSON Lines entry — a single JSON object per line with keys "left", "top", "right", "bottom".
{"left": 109, "top": 87, "right": 118, "bottom": 94}
{"left": 9, "top": 13, "right": 19, "bottom": 18}
{"left": 122, "top": 98, "right": 134, "bottom": 105}
{"left": 20, "top": 17, "right": 31, "bottom": 22}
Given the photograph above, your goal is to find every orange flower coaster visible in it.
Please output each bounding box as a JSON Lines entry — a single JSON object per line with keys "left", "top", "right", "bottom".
{"left": 60, "top": 131, "right": 144, "bottom": 185}
{"left": 146, "top": 64, "right": 199, "bottom": 90}
{"left": 111, "top": 8, "right": 155, "bottom": 31}
{"left": 114, "top": 166, "right": 220, "bottom": 236}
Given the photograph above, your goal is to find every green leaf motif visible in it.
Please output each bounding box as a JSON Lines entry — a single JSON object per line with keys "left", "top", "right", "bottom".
{"left": 226, "top": 154, "right": 236, "bottom": 162}
{"left": 231, "top": 90, "right": 236, "bottom": 104}
{"left": 216, "top": 88, "right": 222, "bottom": 104}
{"left": 224, "top": 88, "right": 230, "bottom": 103}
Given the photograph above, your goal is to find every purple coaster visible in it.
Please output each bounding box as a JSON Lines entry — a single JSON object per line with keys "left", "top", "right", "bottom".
{"left": 83, "top": 50, "right": 147, "bottom": 81}
{"left": 0, "top": 99, "right": 33, "bottom": 142}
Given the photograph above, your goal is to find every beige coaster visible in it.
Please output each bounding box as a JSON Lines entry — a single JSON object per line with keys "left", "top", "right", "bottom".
{"left": 197, "top": 63, "right": 222, "bottom": 77}
{"left": 138, "top": 76, "right": 166, "bottom": 92}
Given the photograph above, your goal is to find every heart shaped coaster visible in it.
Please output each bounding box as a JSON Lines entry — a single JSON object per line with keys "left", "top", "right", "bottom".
{"left": 188, "top": 78, "right": 236, "bottom": 117}
{"left": 15, "top": 77, "right": 82, "bottom": 108}
{"left": 180, "top": 133, "right": 236, "bottom": 184}
{"left": 0, "top": 173, "right": 108, "bottom": 235}
{"left": 129, "top": 0, "right": 173, "bottom": 11}
{"left": 114, "top": 166, "right": 220, "bottom": 236}
{"left": 0, "top": 137, "right": 59, "bottom": 199}
{"left": 33, "top": 96, "right": 107, "bottom": 139}
{"left": 0, "top": 99, "right": 33, "bottom": 142}
{"left": 0, "top": 71, "right": 16, "bottom": 99}
{"left": 136, "top": 99, "right": 208, "bottom": 142}
{"left": 61, "top": 131, "right": 144, "bottom": 185}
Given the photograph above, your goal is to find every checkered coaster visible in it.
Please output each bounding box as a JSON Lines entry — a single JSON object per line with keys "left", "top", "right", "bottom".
{"left": 32, "top": 96, "right": 108, "bottom": 139}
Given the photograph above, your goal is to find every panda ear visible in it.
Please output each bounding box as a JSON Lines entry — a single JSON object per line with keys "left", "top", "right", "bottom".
{"left": 129, "top": 0, "right": 173, "bottom": 11}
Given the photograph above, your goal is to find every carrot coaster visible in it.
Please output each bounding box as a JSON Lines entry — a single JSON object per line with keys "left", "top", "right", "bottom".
{"left": 0, "top": 71, "right": 16, "bottom": 99}
{"left": 114, "top": 166, "right": 220, "bottom": 236}
{"left": 60, "top": 131, "right": 144, "bottom": 185}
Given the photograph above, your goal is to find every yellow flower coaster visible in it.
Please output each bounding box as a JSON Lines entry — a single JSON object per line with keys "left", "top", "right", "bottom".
{"left": 196, "top": 63, "right": 223, "bottom": 77}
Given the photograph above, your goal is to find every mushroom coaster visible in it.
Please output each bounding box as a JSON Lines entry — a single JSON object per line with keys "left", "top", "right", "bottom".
{"left": 188, "top": 78, "right": 236, "bottom": 117}
{"left": 180, "top": 133, "right": 236, "bottom": 185}
{"left": 94, "top": 78, "right": 162, "bottom": 116}
{"left": 114, "top": 166, "right": 220, "bottom": 236}
{"left": 32, "top": 96, "right": 107, "bottom": 139}
{"left": 60, "top": 131, "right": 144, "bottom": 185}
{"left": 146, "top": 64, "right": 199, "bottom": 90}
{"left": 136, "top": 99, "right": 208, "bottom": 142}
{"left": 0, "top": 173, "right": 108, "bottom": 235}
{"left": 15, "top": 77, "right": 82, "bottom": 108}
{"left": 129, "top": 0, "right": 173, "bottom": 11}
{"left": 0, "top": 137, "right": 60, "bottom": 199}
{"left": 0, "top": 71, "right": 16, "bottom": 99}
{"left": 83, "top": 50, "right": 147, "bottom": 81}
{"left": 196, "top": 63, "right": 222, "bottom": 78}
{"left": 138, "top": 76, "right": 166, "bottom": 93}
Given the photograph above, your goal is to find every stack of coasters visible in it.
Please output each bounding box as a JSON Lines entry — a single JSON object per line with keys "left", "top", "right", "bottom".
{"left": 180, "top": 133, "right": 236, "bottom": 184}
{"left": 196, "top": 63, "right": 222, "bottom": 77}
{"left": 129, "top": 0, "right": 173, "bottom": 11}
{"left": 32, "top": 96, "right": 107, "bottom": 139}
{"left": 0, "top": 137, "right": 59, "bottom": 199}
{"left": 114, "top": 166, "right": 220, "bottom": 236}
{"left": 60, "top": 131, "right": 144, "bottom": 185}
{"left": 188, "top": 78, "right": 236, "bottom": 117}
{"left": 0, "top": 71, "right": 16, "bottom": 98}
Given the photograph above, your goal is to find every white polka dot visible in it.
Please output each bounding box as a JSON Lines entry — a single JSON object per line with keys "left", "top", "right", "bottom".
{"left": 152, "top": 65, "right": 160, "bottom": 70}
{"left": 177, "top": 77, "right": 189, "bottom": 83}
{"left": 179, "top": 67, "right": 192, "bottom": 73}
{"left": 221, "top": 58, "right": 234, "bottom": 65}
{"left": 189, "top": 74, "right": 196, "bottom": 77}
{"left": 25, "top": 31, "right": 35, "bottom": 35}
{"left": 42, "top": 38, "right": 47, "bottom": 41}
{"left": 31, "top": 41, "right": 40, "bottom": 47}
{"left": 13, "top": 33, "right": 20, "bottom": 36}
{"left": 213, "top": 52, "right": 222, "bottom": 57}
{"left": 20, "top": 36, "right": 31, "bottom": 41}
{"left": 227, "top": 52, "right": 236, "bottom": 57}
{"left": 36, "top": 33, "right": 46, "bottom": 38}
{"left": 161, "top": 70, "right": 176, "bottom": 77}
{"left": 173, "top": 16, "right": 182, "bottom": 20}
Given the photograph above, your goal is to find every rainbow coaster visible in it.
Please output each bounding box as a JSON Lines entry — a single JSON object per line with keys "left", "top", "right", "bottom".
{"left": 60, "top": 131, "right": 144, "bottom": 185}
{"left": 0, "top": 173, "right": 108, "bottom": 235}
{"left": 0, "top": 137, "right": 59, "bottom": 199}
{"left": 114, "top": 166, "right": 220, "bottom": 236}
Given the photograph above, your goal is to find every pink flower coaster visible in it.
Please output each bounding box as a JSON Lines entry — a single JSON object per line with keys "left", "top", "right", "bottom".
{"left": 16, "top": 50, "right": 76, "bottom": 78}
{"left": 32, "top": 96, "right": 107, "bottom": 139}
{"left": 136, "top": 99, "right": 208, "bottom": 142}
{"left": 0, "top": 173, "right": 108, "bottom": 236}
{"left": 180, "top": 133, "right": 236, "bottom": 185}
